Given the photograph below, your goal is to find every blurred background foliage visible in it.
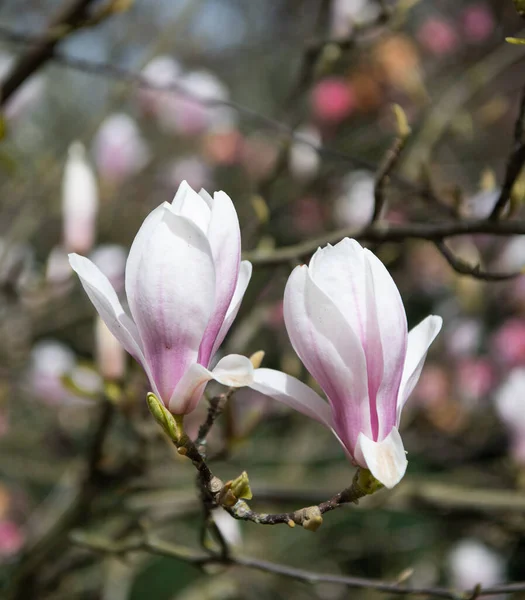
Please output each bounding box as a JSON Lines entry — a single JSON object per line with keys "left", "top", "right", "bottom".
{"left": 1, "top": 0, "right": 525, "bottom": 598}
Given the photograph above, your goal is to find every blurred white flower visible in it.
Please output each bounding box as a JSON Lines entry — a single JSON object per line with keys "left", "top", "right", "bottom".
{"left": 139, "top": 55, "right": 182, "bottom": 115}
{"left": 447, "top": 539, "right": 505, "bottom": 591}
{"left": 444, "top": 318, "right": 482, "bottom": 358}
{"left": 289, "top": 125, "right": 321, "bottom": 182}
{"left": 46, "top": 246, "right": 72, "bottom": 286}
{"left": 463, "top": 188, "right": 499, "bottom": 219}
{"left": 62, "top": 142, "right": 99, "bottom": 254}
{"left": 333, "top": 170, "right": 375, "bottom": 228}
{"left": 92, "top": 114, "right": 150, "bottom": 184}
{"left": 163, "top": 156, "right": 212, "bottom": 192}
{"left": 331, "top": 0, "right": 381, "bottom": 38}
{"left": 158, "top": 70, "right": 236, "bottom": 136}
{"left": 29, "top": 340, "right": 76, "bottom": 405}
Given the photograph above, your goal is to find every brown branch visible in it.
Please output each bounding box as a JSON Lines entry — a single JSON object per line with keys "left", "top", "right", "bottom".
{"left": 372, "top": 105, "right": 411, "bottom": 223}
{"left": 0, "top": 0, "right": 99, "bottom": 107}
{"left": 71, "top": 529, "right": 525, "bottom": 599}
{"left": 490, "top": 82, "right": 525, "bottom": 220}
{"left": 434, "top": 240, "right": 521, "bottom": 281}
{"left": 242, "top": 218, "right": 525, "bottom": 269}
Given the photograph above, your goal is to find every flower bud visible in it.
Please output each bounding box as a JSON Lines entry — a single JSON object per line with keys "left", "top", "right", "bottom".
{"left": 95, "top": 316, "right": 126, "bottom": 381}
{"left": 62, "top": 142, "right": 99, "bottom": 254}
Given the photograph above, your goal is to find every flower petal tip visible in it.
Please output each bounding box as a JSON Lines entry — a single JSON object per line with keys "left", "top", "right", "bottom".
{"left": 356, "top": 428, "right": 407, "bottom": 489}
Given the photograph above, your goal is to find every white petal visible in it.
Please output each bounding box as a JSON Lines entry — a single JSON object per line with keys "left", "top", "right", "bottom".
{"left": 131, "top": 210, "right": 216, "bottom": 402}
{"left": 211, "top": 354, "right": 254, "bottom": 387}
{"left": 363, "top": 248, "right": 408, "bottom": 440}
{"left": 209, "top": 260, "right": 252, "bottom": 359}
{"left": 250, "top": 368, "right": 334, "bottom": 428}
{"left": 68, "top": 254, "right": 157, "bottom": 395}
{"left": 284, "top": 265, "right": 370, "bottom": 449}
{"left": 198, "top": 190, "right": 241, "bottom": 366}
{"left": 397, "top": 315, "right": 443, "bottom": 422}
{"left": 170, "top": 180, "right": 211, "bottom": 233}
{"left": 354, "top": 427, "right": 407, "bottom": 489}
{"left": 169, "top": 363, "right": 213, "bottom": 415}
{"left": 125, "top": 202, "right": 167, "bottom": 323}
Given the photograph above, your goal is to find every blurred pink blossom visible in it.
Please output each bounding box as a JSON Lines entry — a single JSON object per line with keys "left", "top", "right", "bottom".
{"left": 311, "top": 78, "right": 356, "bottom": 123}
{"left": 461, "top": 3, "right": 495, "bottom": 44}
{"left": 417, "top": 17, "right": 459, "bottom": 57}
{"left": 492, "top": 319, "right": 525, "bottom": 368}
{"left": 413, "top": 364, "right": 450, "bottom": 408}
{"left": 203, "top": 127, "right": 243, "bottom": 166}
{"left": 95, "top": 317, "right": 126, "bottom": 381}
{"left": 28, "top": 340, "right": 75, "bottom": 405}
{"left": 0, "top": 521, "right": 24, "bottom": 559}
{"left": 92, "top": 114, "right": 150, "bottom": 184}
{"left": 444, "top": 318, "right": 482, "bottom": 358}
{"left": 456, "top": 357, "right": 495, "bottom": 404}
{"left": 158, "top": 70, "right": 235, "bottom": 136}
{"left": 139, "top": 55, "right": 182, "bottom": 116}
{"left": 495, "top": 369, "right": 525, "bottom": 464}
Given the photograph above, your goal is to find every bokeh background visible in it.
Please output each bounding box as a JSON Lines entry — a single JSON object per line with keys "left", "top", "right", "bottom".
{"left": 1, "top": 0, "right": 525, "bottom": 598}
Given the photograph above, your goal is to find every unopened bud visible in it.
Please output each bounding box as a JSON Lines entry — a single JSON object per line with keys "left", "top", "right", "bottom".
{"left": 62, "top": 142, "right": 99, "bottom": 254}
{"left": 95, "top": 317, "right": 126, "bottom": 381}
{"left": 146, "top": 392, "right": 183, "bottom": 441}
{"left": 300, "top": 506, "right": 323, "bottom": 532}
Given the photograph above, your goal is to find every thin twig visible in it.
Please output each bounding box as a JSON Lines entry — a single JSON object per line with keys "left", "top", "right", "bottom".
{"left": 242, "top": 218, "right": 525, "bottom": 268}
{"left": 490, "top": 81, "right": 525, "bottom": 220}
{"left": 434, "top": 240, "right": 521, "bottom": 281}
{"left": 71, "top": 530, "right": 525, "bottom": 599}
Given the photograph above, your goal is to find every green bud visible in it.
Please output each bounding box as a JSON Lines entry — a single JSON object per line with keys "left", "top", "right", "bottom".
{"left": 357, "top": 468, "right": 384, "bottom": 495}
{"left": 146, "top": 392, "right": 183, "bottom": 441}
{"left": 230, "top": 471, "right": 253, "bottom": 501}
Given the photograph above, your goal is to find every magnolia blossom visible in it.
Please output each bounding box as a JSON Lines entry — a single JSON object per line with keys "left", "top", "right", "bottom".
{"left": 69, "top": 182, "right": 253, "bottom": 414}
{"left": 92, "top": 114, "right": 149, "bottom": 184}
{"left": 250, "top": 239, "right": 442, "bottom": 487}
{"left": 333, "top": 170, "right": 375, "bottom": 228}
{"left": 62, "top": 142, "right": 99, "bottom": 254}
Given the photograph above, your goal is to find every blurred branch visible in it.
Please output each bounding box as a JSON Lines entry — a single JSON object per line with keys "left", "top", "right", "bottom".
{"left": 434, "top": 240, "right": 521, "bottom": 281}
{"left": 5, "top": 400, "right": 116, "bottom": 600}
{"left": 242, "top": 218, "right": 525, "bottom": 270}
{"left": 372, "top": 104, "right": 412, "bottom": 223}
{"left": 400, "top": 31, "right": 525, "bottom": 179}
{"left": 0, "top": 0, "right": 99, "bottom": 107}
{"left": 490, "top": 81, "right": 525, "bottom": 220}
{"left": 71, "top": 528, "right": 525, "bottom": 599}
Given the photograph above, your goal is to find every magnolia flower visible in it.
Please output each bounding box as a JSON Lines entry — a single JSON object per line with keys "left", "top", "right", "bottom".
{"left": 62, "top": 142, "right": 99, "bottom": 254}
{"left": 250, "top": 239, "right": 442, "bottom": 488}
{"left": 69, "top": 181, "right": 253, "bottom": 414}
{"left": 447, "top": 539, "right": 504, "bottom": 590}
{"left": 288, "top": 125, "right": 321, "bottom": 182}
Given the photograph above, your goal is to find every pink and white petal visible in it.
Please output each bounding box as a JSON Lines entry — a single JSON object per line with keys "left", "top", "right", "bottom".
{"left": 308, "top": 239, "right": 367, "bottom": 341}
{"left": 211, "top": 354, "right": 254, "bottom": 387}
{"left": 169, "top": 180, "right": 211, "bottom": 233}
{"left": 69, "top": 253, "right": 159, "bottom": 396}
{"left": 250, "top": 368, "right": 334, "bottom": 428}
{"left": 209, "top": 260, "right": 252, "bottom": 359}
{"left": 132, "top": 211, "right": 216, "bottom": 403}
{"left": 363, "top": 249, "right": 407, "bottom": 440}
{"left": 284, "top": 265, "right": 370, "bottom": 449}
{"left": 397, "top": 315, "right": 443, "bottom": 422}
{"left": 198, "top": 190, "right": 241, "bottom": 366}
{"left": 125, "top": 202, "right": 168, "bottom": 324}
{"left": 169, "top": 363, "right": 213, "bottom": 415}
{"left": 354, "top": 427, "right": 407, "bottom": 489}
